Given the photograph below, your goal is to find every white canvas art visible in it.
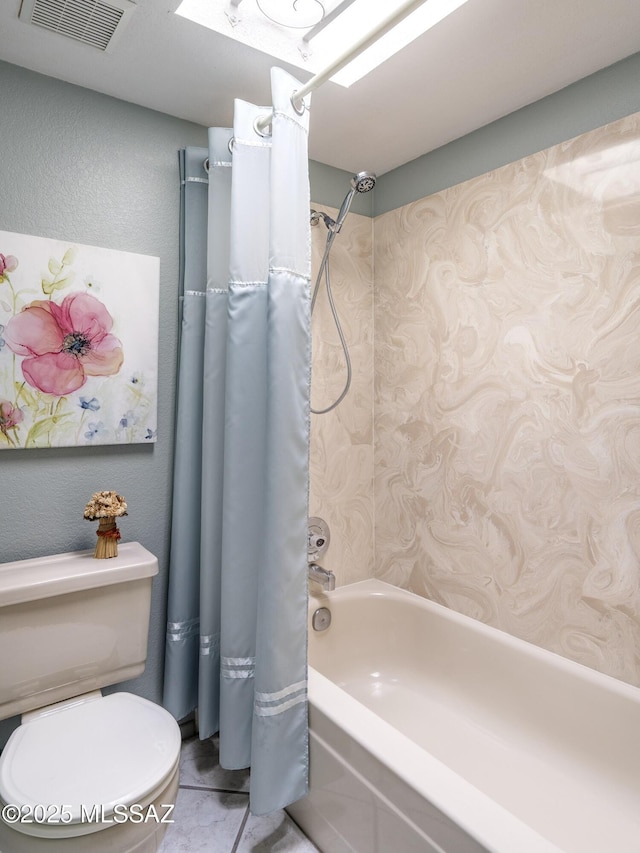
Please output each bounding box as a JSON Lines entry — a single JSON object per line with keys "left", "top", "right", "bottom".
{"left": 0, "top": 230, "right": 159, "bottom": 449}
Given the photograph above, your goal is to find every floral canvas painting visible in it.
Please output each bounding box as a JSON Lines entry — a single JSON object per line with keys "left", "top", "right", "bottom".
{"left": 0, "top": 230, "right": 159, "bottom": 449}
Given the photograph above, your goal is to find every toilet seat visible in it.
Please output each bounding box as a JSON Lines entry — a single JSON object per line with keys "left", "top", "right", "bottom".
{"left": 0, "top": 691, "right": 181, "bottom": 839}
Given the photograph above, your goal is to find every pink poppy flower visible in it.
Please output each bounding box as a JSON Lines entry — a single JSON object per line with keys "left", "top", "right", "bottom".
{"left": 4, "top": 293, "right": 124, "bottom": 396}
{"left": 0, "top": 253, "right": 18, "bottom": 282}
{"left": 0, "top": 400, "right": 23, "bottom": 436}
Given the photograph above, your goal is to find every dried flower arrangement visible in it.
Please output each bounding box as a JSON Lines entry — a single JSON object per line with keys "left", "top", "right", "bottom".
{"left": 84, "top": 490, "right": 128, "bottom": 559}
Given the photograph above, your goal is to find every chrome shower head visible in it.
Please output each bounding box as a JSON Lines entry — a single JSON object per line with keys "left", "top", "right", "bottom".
{"left": 351, "top": 171, "right": 376, "bottom": 194}
{"left": 334, "top": 170, "right": 377, "bottom": 233}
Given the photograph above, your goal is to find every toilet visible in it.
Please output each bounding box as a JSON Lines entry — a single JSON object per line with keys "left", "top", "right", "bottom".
{"left": 0, "top": 542, "right": 181, "bottom": 852}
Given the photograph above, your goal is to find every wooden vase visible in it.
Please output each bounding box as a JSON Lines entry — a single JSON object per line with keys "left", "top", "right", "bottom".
{"left": 94, "top": 516, "right": 120, "bottom": 559}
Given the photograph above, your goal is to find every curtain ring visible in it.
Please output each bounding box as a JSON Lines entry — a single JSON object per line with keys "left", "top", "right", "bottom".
{"left": 290, "top": 91, "right": 306, "bottom": 115}
{"left": 204, "top": 142, "right": 233, "bottom": 171}
{"left": 253, "top": 116, "right": 272, "bottom": 138}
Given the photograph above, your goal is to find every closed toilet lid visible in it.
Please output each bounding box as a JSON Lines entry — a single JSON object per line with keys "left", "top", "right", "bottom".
{"left": 0, "top": 692, "right": 181, "bottom": 824}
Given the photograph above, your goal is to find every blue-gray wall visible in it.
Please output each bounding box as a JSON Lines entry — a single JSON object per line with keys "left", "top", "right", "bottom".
{"left": 0, "top": 60, "right": 209, "bottom": 745}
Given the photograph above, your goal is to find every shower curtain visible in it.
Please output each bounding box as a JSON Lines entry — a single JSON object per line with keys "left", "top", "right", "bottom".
{"left": 163, "top": 68, "right": 311, "bottom": 815}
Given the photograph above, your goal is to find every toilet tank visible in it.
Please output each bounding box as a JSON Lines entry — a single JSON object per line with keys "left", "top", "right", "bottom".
{"left": 0, "top": 542, "right": 159, "bottom": 720}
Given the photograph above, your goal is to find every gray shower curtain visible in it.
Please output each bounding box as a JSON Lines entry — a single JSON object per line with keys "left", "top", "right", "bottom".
{"left": 163, "top": 68, "right": 311, "bottom": 815}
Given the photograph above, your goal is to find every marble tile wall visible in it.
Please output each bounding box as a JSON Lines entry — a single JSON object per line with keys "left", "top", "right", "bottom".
{"left": 309, "top": 205, "right": 374, "bottom": 587}
{"left": 373, "top": 112, "right": 640, "bottom": 686}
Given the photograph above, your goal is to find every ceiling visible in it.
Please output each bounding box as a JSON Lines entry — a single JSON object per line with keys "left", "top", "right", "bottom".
{"left": 1, "top": 0, "right": 639, "bottom": 175}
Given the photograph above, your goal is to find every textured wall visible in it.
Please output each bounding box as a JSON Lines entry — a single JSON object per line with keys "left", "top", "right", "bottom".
{"left": 374, "top": 112, "right": 640, "bottom": 685}
{"left": 309, "top": 206, "right": 374, "bottom": 587}
{"left": 0, "top": 61, "right": 207, "bottom": 745}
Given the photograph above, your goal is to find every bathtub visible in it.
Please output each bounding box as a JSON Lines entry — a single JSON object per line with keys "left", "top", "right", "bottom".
{"left": 287, "top": 579, "right": 640, "bottom": 853}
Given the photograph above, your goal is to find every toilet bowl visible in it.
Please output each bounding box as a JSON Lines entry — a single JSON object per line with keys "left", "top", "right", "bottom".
{"left": 0, "top": 544, "right": 181, "bottom": 852}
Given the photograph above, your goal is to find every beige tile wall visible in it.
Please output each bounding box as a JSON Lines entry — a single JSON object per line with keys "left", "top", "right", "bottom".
{"left": 373, "top": 112, "right": 640, "bottom": 685}
{"left": 309, "top": 206, "right": 374, "bottom": 587}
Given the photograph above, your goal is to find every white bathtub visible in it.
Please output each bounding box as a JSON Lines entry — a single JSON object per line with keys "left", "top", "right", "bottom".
{"left": 287, "top": 579, "right": 640, "bottom": 853}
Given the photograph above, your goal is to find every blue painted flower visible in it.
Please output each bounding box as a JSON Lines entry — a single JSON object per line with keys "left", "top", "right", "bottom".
{"left": 85, "top": 421, "right": 107, "bottom": 440}
{"left": 119, "top": 409, "right": 137, "bottom": 430}
{"left": 79, "top": 396, "right": 100, "bottom": 411}
{"left": 145, "top": 427, "right": 157, "bottom": 440}
{"left": 0, "top": 324, "right": 5, "bottom": 351}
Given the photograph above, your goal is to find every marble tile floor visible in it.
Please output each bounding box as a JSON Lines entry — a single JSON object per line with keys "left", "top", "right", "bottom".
{"left": 158, "top": 736, "right": 320, "bottom": 853}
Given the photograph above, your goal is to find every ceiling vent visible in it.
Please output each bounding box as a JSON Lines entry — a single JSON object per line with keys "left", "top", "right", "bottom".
{"left": 19, "top": 0, "right": 136, "bottom": 51}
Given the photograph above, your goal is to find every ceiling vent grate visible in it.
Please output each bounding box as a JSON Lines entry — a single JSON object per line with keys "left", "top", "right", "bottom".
{"left": 19, "top": 0, "right": 136, "bottom": 51}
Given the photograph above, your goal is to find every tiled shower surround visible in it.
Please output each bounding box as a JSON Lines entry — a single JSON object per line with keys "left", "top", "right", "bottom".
{"left": 309, "top": 207, "right": 374, "bottom": 588}
{"left": 310, "top": 110, "right": 640, "bottom": 687}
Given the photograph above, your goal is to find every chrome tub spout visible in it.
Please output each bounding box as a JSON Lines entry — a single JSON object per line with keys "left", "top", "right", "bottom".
{"left": 308, "top": 563, "right": 335, "bottom": 591}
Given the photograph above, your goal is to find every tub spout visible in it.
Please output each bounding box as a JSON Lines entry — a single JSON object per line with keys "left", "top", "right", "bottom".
{"left": 308, "top": 563, "right": 335, "bottom": 591}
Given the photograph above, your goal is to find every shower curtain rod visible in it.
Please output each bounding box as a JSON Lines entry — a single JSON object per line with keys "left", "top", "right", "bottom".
{"left": 254, "top": 0, "right": 429, "bottom": 133}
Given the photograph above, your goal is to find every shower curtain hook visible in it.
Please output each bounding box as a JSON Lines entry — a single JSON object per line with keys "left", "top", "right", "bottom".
{"left": 253, "top": 115, "right": 272, "bottom": 138}
{"left": 290, "top": 91, "right": 306, "bottom": 115}
{"left": 203, "top": 138, "right": 233, "bottom": 173}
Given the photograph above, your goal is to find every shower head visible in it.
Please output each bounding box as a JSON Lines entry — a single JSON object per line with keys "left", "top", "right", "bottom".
{"left": 334, "top": 170, "right": 377, "bottom": 233}
{"left": 351, "top": 171, "right": 377, "bottom": 194}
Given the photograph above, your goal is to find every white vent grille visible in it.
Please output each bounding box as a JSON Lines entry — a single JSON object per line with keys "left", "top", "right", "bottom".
{"left": 20, "top": 0, "right": 135, "bottom": 50}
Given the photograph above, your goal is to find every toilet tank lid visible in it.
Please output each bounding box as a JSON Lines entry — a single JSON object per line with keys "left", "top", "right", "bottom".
{"left": 0, "top": 542, "right": 159, "bottom": 607}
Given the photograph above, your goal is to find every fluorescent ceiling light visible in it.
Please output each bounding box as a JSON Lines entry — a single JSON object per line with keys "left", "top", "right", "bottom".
{"left": 316, "top": 0, "right": 470, "bottom": 87}
{"left": 175, "top": 0, "right": 469, "bottom": 88}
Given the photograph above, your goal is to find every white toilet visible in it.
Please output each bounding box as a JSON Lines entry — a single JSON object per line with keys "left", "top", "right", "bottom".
{"left": 0, "top": 542, "right": 181, "bottom": 852}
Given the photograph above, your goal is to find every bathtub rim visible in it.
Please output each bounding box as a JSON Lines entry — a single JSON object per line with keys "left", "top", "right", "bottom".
{"left": 308, "top": 668, "right": 562, "bottom": 853}
{"left": 306, "top": 578, "right": 640, "bottom": 853}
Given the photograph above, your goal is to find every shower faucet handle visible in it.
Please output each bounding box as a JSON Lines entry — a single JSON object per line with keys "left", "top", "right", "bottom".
{"left": 308, "top": 516, "right": 330, "bottom": 563}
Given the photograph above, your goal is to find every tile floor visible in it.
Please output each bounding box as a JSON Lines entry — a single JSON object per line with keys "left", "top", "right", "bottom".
{"left": 158, "top": 736, "right": 320, "bottom": 853}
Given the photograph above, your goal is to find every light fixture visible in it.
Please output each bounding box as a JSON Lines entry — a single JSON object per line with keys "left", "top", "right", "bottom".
{"left": 252, "top": 0, "right": 325, "bottom": 29}
{"left": 175, "top": 0, "right": 469, "bottom": 88}
{"left": 312, "top": 0, "right": 470, "bottom": 87}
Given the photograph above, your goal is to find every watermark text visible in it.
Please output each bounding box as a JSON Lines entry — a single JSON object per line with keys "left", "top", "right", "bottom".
{"left": 1, "top": 802, "right": 175, "bottom": 825}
